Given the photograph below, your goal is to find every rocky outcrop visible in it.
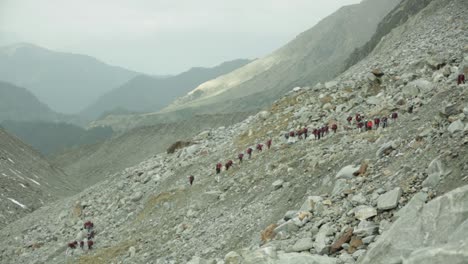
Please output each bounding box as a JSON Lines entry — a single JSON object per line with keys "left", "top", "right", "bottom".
{"left": 359, "top": 185, "right": 468, "bottom": 264}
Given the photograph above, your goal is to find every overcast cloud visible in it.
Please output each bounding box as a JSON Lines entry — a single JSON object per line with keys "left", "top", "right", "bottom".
{"left": 0, "top": 0, "right": 361, "bottom": 74}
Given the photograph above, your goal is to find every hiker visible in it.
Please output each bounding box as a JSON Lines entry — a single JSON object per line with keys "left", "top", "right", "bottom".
{"left": 87, "top": 230, "right": 96, "bottom": 240}
{"left": 391, "top": 112, "right": 398, "bottom": 122}
{"left": 297, "top": 129, "right": 303, "bottom": 140}
{"left": 325, "top": 125, "right": 330, "bottom": 135}
{"left": 347, "top": 116, "right": 352, "bottom": 124}
{"left": 266, "top": 139, "right": 272, "bottom": 149}
{"left": 356, "top": 114, "right": 362, "bottom": 123}
{"left": 68, "top": 241, "right": 78, "bottom": 249}
{"left": 216, "top": 163, "right": 222, "bottom": 174}
{"left": 84, "top": 221, "right": 94, "bottom": 232}
{"left": 225, "top": 160, "right": 233, "bottom": 170}
{"left": 80, "top": 241, "right": 84, "bottom": 249}
{"left": 257, "top": 143, "right": 263, "bottom": 152}
{"left": 313, "top": 129, "right": 318, "bottom": 140}
{"left": 357, "top": 122, "right": 364, "bottom": 133}
{"left": 367, "top": 120, "right": 373, "bottom": 131}
{"left": 289, "top": 131, "right": 295, "bottom": 138}
{"left": 331, "top": 124, "right": 338, "bottom": 133}
{"left": 374, "top": 117, "right": 380, "bottom": 128}
{"left": 247, "top": 148, "right": 253, "bottom": 159}
{"left": 238, "top": 153, "right": 244, "bottom": 163}
{"left": 188, "top": 175, "right": 194, "bottom": 186}
{"left": 458, "top": 73, "right": 465, "bottom": 85}
{"left": 303, "top": 127, "right": 308, "bottom": 139}
{"left": 382, "top": 116, "right": 388, "bottom": 128}
{"left": 87, "top": 240, "right": 94, "bottom": 250}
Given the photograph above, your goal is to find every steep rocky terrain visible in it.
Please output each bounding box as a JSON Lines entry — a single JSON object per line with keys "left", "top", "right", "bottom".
{"left": 81, "top": 59, "right": 251, "bottom": 119}
{"left": 52, "top": 112, "right": 253, "bottom": 189}
{"left": 0, "top": 128, "right": 76, "bottom": 229}
{"left": 1, "top": 0, "right": 467, "bottom": 263}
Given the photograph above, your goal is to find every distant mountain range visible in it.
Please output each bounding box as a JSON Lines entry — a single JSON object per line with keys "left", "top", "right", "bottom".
{"left": 0, "top": 81, "right": 62, "bottom": 123}
{"left": 1, "top": 120, "right": 113, "bottom": 155}
{"left": 81, "top": 59, "right": 252, "bottom": 119}
{"left": 0, "top": 43, "right": 139, "bottom": 114}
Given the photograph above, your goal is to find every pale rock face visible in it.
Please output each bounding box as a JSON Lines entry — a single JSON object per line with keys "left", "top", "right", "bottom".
{"left": 377, "top": 187, "right": 402, "bottom": 210}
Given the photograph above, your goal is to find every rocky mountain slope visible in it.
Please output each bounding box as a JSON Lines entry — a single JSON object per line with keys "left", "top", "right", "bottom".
{"left": 0, "top": 128, "right": 77, "bottom": 229}
{"left": 81, "top": 59, "right": 252, "bottom": 119}
{"left": 0, "top": 43, "right": 138, "bottom": 114}
{"left": 0, "top": 81, "right": 63, "bottom": 123}
{"left": 1, "top": 0, "right": 467, "bottom": 263}
{"left": 52, "top": 112, "right": 253, "bottom": 189}
{"left": 161, "top": 0, "right": 400, "bottom": 115}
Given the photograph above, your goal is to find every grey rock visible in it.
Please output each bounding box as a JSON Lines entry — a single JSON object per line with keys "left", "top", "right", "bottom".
{"left": 336, "top": 165, "right": 360, "bottom": 179}
{"left": 289, "top": 237, "right": 314, "bottom": 252}
{"left": 377, "top": 187, "right": 402, "bottom": 210}
{"left": 131, "top": 191, "right": 143, "bottom": 202}
{"left": 224, "top": 251, "right": 243, "bottom": 264}
{"left": 275, "top": 220, "right": 300, "bottom": 234}
{"left": 366, "top": 96, "right": 381, "bottom": 105}
{"left": 129, "top": 246, "right": 136, "bottom": 257}
{"left": 447, "top": 120, "right": 464, "bottom": 134}
{"left": 272, "top": 180, "right": 284, "bottom": 189}
{"left": 394, "top": 192, "right": 427, "bottom": 219}
{"left": 332, "top": 179, "right": 350, "bottom": 197}
{"left": 359, "top": 185, "right": 468, "bottom": 264}
{"left": 376, "top": 141, "right": 397, "bottom": 158}
{"left": 352, "top": 249, "right": 366, "bottom": 260}
{"left": 299, "top": 196, "right": 323, "bottom": 213}
{"left": 338, "top": 252, "right": 355, "bottom": 264}
{"left": 422, "top": 173, "right": 440, "bottom": 188}
{"left": 325, "top": 81, "right": 338, "bottom": 89}
{"left": 351, "top": 193, "right": 367, "bottom": 205}
{"left": 403, "top": 243, "right": 468, "bottom": 264}
{"left": 353, "top": 220, "right": 379, "bottom": 237}
{"left": 422, "top": 158, "right": 444, "bottom": 188}
{"left": 441, "top": 103, "right": 460, "bottom": 117}
{"left": 284, "top": 210, "right": 298, "bottom": 221}
{"left": 354, "top": 206, "right": 377, "bottom": 221}
{"left": 314, "top": 223, "right": 332, "bottom": 255}
{"left": 362, "top": 236, "right": 376, "bottom": 245}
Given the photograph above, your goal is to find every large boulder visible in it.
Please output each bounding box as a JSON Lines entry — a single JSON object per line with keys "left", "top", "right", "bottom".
{"left": 377, "top": 187, "right": 402, "bottom": 210}
{"left": 336, "top": 165, "right": 360, "bottom": 179}
{"left": 447, "top": 120, "right": 465, "bottom": 134}
{"left": 422, "top": 158, "right": 444, "bottom": 188}
{"left": 225, "top": 251, "right": 243, "bottom": 264}
{"left": 299, "top": 196, "right": 323, "bottom": 214}
{"left": 359, "top": 185, "right": 468, "bottom": 264}
{"left": 403, "top": 79, "right": 433, "bottom": 97}
{"left": 289, "top": 237, "right": 314, "bottom": 252}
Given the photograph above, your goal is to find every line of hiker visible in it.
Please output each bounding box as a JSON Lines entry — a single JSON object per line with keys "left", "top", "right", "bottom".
{"left": 216, "top": 139, "right": 273, "bottom": 175}
{"left": 188, "top": 111, "right": 399, "bottom": 186}
{"left": 67, "top": 220, "right": 95, "bottom": 254}
{"left": 347, "top": 112, "right": 398, "bottom": 132}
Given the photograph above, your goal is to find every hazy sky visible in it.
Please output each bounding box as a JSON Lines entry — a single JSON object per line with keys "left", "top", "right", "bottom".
{"left": 0, "top": 0, "right": 361, "bottom": 75}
